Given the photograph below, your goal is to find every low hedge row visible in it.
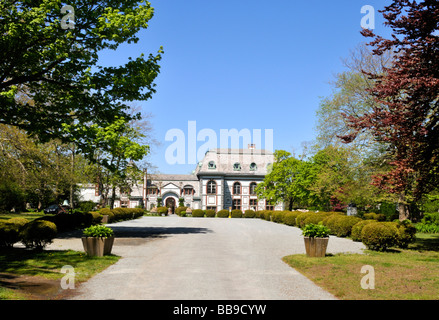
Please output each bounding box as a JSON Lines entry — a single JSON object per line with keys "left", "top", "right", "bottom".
{"left": 0, "top": 218, "right": 57, "bottom": 250}
{"left": 99, "top": 207, "right": 145, "bottom": 223}
{"left": 252, "top": 210, "right": 416, "bottom": 251}
{"left": 36, "top": 211, "right": 102, "bottom": 232}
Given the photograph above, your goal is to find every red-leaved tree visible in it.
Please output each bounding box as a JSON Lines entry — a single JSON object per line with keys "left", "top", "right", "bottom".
{"left": 340, "top": 0, "right": 439, "bottom": 220}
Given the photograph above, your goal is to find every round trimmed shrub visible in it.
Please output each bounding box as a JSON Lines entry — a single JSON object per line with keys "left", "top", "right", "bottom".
{"left": 395, "top": 220, "right": 416, "bottom": 248}
{"left": 283, "top": 211, "right": 301, "bottom": 226}
{"left": 244, "top": 210, "right": 256, "bottom": 218}
{"left": 259, "top": 210, "right": 273, "bottom": 221}
{"left": 302, "top": 213, "right": 330, "bottom": 227}
{"left": 332, "top": 216, "right": 362, "bottom": 237}
{"left": 272, "top": 211, "right": 287, "bottom": 223}
{"left": 157, "top": 206, "right": 169, "bottom": 216}
{"left": 361, "top": 222, "right": 399, "bottom": 251}
{"left": 231, "top": 209, "right": 242, "bottom": 218}
{"left": 205, "top": 209, "right": 216, "bottom": 217}
{"left": 351, "top": 220, "right": 375, "bottom": 242}
{"left": 175, "top": 206, "right": 188, "bottom": 216}
{"left": 296, "top": 212, "right": 311, "bottom": 228}
{"left": 192, "top": 209, "right": 205, "bottom": 217}
{"left": 20, "top": 220, "right": 57, "bottom": 250}
{"left": 217, "top": 209, "right": 229, "bottom": 218}
{"left": 0, "top": 218, "right": 29, "bottom": 247}
{"left": 322, "top": 214, "right": 344, "bottom": 235}
{"left": 99, "top": 208, "right": 115, "bottom": 222}
{"left": 89, "top": 211, "right": 103, "bottom": 224}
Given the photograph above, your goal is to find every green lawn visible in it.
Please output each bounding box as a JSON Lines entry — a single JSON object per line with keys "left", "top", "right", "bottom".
{"left": 0, "top": 212, "right": 47, "bottom": 222}
{"left": 283, "top": 233, "right": 439, "bottom": 300}
{"left": 0, "top": 249, "right": 119, "bottom": 299}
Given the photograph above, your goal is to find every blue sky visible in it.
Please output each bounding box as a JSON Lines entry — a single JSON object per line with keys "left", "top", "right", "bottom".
{"left": 98, "top": 0, "right": 391, "bottom": 174}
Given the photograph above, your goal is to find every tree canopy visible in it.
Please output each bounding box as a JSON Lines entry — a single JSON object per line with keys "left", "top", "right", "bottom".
{"left": 0, "top": 0, "right": 163, "bottom": 164}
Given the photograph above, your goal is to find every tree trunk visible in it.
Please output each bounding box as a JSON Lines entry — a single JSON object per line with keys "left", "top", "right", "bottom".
{"left": 398, "top": 192, "right": 410, "bottom": 221}
{"left": 110, "top": 185, "right": 116, "bottom": 210}
{"left": 69, "top": 145, "right": 75, "bottom": 210}
{"left": 288, "top": 197, "right": 294, "bottom": 211}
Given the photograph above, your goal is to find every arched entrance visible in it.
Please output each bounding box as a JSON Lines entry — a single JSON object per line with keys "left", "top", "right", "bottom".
{"left": 165, "top": 197, "right": 176, "bottom": 214}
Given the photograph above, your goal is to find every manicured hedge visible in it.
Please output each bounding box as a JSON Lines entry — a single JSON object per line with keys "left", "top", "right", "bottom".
{"left": 20, "top": 220, "right": 57, "bottom": 250}
{"left": 244, "top": 210, "right": 256, "bottom": 218}
{"left": 217, "top": 209, "right": 229, "bottom": 218}
{"left": 156, "top": 206, "right": 169, "bottom": 216}
{"left": 358, "top": 221, "right": 416, "bottom": 251}
{"left": 282, "top": 211, "right": 301, "bottom": 226}
{"left": 361, "top": 222, "right": 399, "bottom": 251}
{"left": 231, "top": 209, "right": 242, "bottom": 218}
{"left": 98, "top": 207, "right": 145, "bottom": 222}
{"left": 0, "top": 218, "right": 29, "bottom": 247}
{"left": 351, "top": 220, "right": 375, "bottom": 242}
{"left": 192, "top": 209, "right": 205, "bottom": 217}
{"left": 205, "top": 209, "right": 216, "bottom": 217}
{"left": 175, "top": 206, "right": 188, "bottom": 216}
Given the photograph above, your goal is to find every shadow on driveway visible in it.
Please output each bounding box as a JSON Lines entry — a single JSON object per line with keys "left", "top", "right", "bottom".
{"left": 55, "top": 225, "right": 213, "bottom": 240}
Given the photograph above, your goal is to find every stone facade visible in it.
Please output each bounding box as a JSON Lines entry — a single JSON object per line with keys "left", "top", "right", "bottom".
{"left": 79, "top": 146, "right": 284, "bottom": 212}
{"left": 146, "top": 146, "right": 283, "bottom": 212}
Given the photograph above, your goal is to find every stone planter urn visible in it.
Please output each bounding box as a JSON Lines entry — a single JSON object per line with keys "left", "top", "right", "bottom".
{"left": 303, "top": 237, "right": 329, "bottom": 257}
{"left": 82, "top": 225, "right": 115, "bottom": 257}
{"left": 82, "top": 237, "right": 114, "bottom": 257}
{"left": 302, "top": 223, "right": 331, "bottom": 258}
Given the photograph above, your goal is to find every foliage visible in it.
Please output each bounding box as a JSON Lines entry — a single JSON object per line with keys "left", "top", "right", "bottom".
{"left": 205, "top": 209, "right": 216, "bottom": 218}
{"left": 395, "top": 220, "right": 417, "bottom": 248}
{"left": 216, "top": 210, "right": 229, "bottom": 218}
{"left": 175, "top": 206, "right": 188, "bottom": 216}
{"left": 360, "top": 222, "right": 399, "bottom": 251}
{"left": 244, "top": 210, "right": 256, "bottom": 218}
{"left": 351, "top": 220, "right": 375, "bottom": 242}
{"left": 341, "top": 0, "right": 439, "bottom": 205}
{"left": 20, "top": 220, "right": 57, "bottom": 250}
{"left": 0, "top": 218, "right": 29, "bottom": 247}
{"left": 255, "top": 150, "right": 310, "bottom": 210}
{"left": 231, "top": 209, "right": 242, "bottom": 218}
{"left": 192, "top": 209, "right": 205, "bottom": 218}
{"left": 283, "top": 211, "right": 301, "bottom": 226}
{"left": 83, "top": 225, "right": 114, "bottom": 238}
{"left": 302, "top": 223, "right": 331, "bottom": 238}
{"left": 363, "top": 212, "right": 386, "bottom": 221}
{"left": 157, "top": 206, "right": 168, "bottom": 215}
{"left": 415, "top": 212, "right": 439, "bottom": 233}
{"left": 0, "top": 0, "right": 163, "bottom": 159}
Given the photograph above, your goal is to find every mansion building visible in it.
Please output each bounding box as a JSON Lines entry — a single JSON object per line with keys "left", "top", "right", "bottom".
{"left": 79, "top": 145, "right": 284, "bottom": 212}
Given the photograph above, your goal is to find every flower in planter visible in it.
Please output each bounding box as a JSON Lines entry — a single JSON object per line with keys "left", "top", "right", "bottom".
{"left": 83, "top": 225, "right": 114, "bottom": 238}
{"left": 302, "top": 223, "right": 330, "bottom": 238}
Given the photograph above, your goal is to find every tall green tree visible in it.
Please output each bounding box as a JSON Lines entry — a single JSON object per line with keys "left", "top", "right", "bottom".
{"left": 256, "top": 150, "right": 310, "bottom": 210}
{"left": 90, "top": 117, "right": 149, "bottom": 209}
{"left": 0, "top": 0, "right": 163, "bottom": 163}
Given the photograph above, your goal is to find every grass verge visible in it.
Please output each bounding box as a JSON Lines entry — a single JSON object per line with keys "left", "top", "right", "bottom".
{"left": 282, "top": 233, "right": 439, "bottom": 300}
{"left": 0, "top": 248, "right": 119, "bottom": 300}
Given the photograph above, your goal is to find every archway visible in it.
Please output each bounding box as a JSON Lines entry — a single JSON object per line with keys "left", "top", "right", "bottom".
{"left": 165, "top": 197, "right": 176, "bottom": 214}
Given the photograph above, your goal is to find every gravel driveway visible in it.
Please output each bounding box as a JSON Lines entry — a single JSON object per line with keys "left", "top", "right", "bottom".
{"left": 48, "top": 215, "right": 365, "bottom": 300}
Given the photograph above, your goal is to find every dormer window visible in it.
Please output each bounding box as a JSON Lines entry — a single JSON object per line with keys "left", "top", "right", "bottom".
{"left": 250, "top": 162, "right": 257, "bottom": 171}
{"left": 208, "top": 161, "right": 216, "bottom": 169}
{"left": 233, "top": 162, "right": 241, "bottom": 171}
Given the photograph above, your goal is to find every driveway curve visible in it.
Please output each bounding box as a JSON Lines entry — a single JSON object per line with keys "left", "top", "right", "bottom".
{"left": 48, "top": 215, "right": 365, "bottom": 300}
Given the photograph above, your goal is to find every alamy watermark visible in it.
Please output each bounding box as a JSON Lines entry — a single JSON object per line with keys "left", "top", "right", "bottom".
{"left": 361, "top": 5, "right": 375, "bottom": 30}
{"left": 165, "top": 121, "right": 274, "bottom": 165}
{"left": 60, "top": 265, "right": 75, "bottom": 289}
{"left": 360, "top": 265, "right": 375, "bottom": 290}
{"left": 61, "top": 5, "right": 75, "bottom": 30}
